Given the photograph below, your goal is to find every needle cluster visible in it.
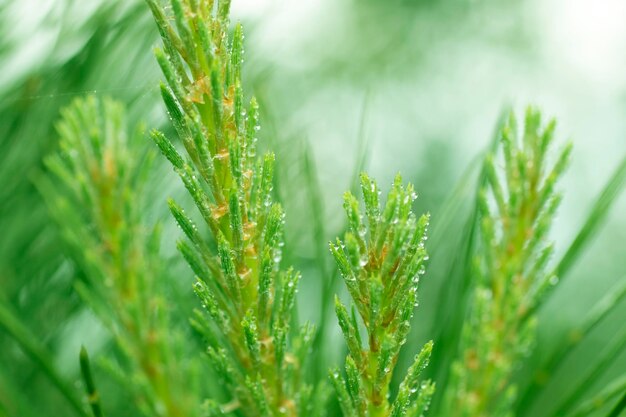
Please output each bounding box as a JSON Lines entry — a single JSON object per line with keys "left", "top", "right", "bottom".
{"left": 330, "top": 173, "right": 435, "bottom": 417}
{"left": 441, "top": 108, "right": 572, "bottom": 417}
{"left": 146, "top": 0, "right": 315, "bottom": 415}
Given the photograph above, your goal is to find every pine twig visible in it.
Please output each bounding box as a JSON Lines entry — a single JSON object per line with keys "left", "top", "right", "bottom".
{"left": 441, "top": 107, "right": 572, "bottom": 417}
{"left": 330, "top": 172, "right": 435, "bottom": 417}
{"left": 146, "top": 0, "right": 317, "bottom": 415}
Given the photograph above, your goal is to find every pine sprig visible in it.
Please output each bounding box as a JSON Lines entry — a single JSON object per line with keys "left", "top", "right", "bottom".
{"left": 441, "top": 107, "right": 572, "bottom": 417}
{"left": 145, "top": 1, "right": 315, "bottom": 415}
{"left": 79, "top": 346, "right": 105, "bottom": 417}
{"left": 330, "top": 173, "right": 434, "bottom": 417}
{"left": 42, "top": 96, "right": 199, "bottom": 417}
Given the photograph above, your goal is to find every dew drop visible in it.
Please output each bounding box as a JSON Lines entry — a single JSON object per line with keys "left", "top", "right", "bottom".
{"left": 273, "top": 252, "right": 282, "bottom": 263}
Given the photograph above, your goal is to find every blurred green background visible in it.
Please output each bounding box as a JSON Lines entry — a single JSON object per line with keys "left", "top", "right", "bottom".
{"left": 0, "top": 0, "right": 625, "bottom": 416}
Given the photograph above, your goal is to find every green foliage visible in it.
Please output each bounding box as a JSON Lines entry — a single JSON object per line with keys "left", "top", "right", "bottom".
{"left": 79, "top": 347, "right": 105, "bottom": 417}
{"left": 552, "top": 153, "right": 626, "bottom": 294}
{"left": 439, "top": 108, "right": 571, "bottom": 417}
{"left": 145, "top": 0, "right": 316, "bottom": 415}
{"left": 0, "top": 2, "right": 625, "bottom": 417}
{"left": 517, "top": 277, "right": 626, "bottom": 414}
{"left": 40, "top": 96, "right": 201, "bottom": 417}
{"left": 330, "top": 173, "right": 434, "bottom": 417}
{"left": 0, "top": 302, "right": 87, "bottom": 417}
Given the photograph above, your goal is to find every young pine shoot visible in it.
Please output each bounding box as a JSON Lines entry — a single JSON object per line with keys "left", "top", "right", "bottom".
{"left": 146, "top": 0, "right": 316, "bottom": 416}
{"left": 42, "top": 96, "right": 199, "bottom": 417}
{"left": 330, "top": 173, "right": 435, "bottom": 417}
{"left": 441, "top": 107, "right": 572, "bottom": 417}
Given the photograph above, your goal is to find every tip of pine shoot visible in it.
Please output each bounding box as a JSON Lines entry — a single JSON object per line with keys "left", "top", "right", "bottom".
{"left": 79, "top": 345, "right": 88, "bottom": 362}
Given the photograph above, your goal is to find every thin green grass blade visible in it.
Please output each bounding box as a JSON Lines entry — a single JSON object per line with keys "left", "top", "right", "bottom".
{"left": 0, "top": 303, "right": 88, "bottom": 417}
{"left": 606, "top": 392, "right": 626, "bottom": 417}
{"left": 79, "top": 347, "right": 105, "bottom": 417}
{"left": 551, "top": 327, "right": 626, "bottom": 417}
{"left": 532, "top": 154, "right": 626, "bottom": 316}
{"left": 304, "top": 141, "right": 337, "bottom": 382}
{"left": 559, "top": 153, "right": 626, "bottom": 278}
{"left": 349, "top": 92, "right": 371, "bottom": 196}
{"left": 567, "top": 374, "right": 626, "bottom": 417}
{"left": 518, "top": 277, "right": 626, "bottom": 412}
{"left": 303, "top": 141, "right": 332, "bottom": 299}
{"left": 0, "top": 367, "right": 38, "bottom": 417}
{"left": 428, "top": 107, "right": 508, "bottom": 412}
{"left": 322, "top": 93, "right": 371, "bottom": 407}
{"left": 426, "top": 151, "right": 482, "bottom": 252}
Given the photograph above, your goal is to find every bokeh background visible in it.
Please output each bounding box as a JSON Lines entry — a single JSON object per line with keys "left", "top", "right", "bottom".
{"left": 1, "top": 0, "right": 625, "bottom": 416}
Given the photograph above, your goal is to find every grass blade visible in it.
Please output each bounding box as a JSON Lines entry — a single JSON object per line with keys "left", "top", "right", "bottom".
{"left": 567, "top": 374, "right": 626, "bottom": 417}
{"left": 551, "top": 326, "right": 626, "bottom": 417}
{"left": 428, "top": 107, "right": 508, "bottom": 412}
{"left": 559, "top": 154, "right": 626, "bottom": 277}
{"left": 606, "top": 392, "right": 626, "bottom": 417}
{"left": 0, "top": 303, "right": 88, "bottom": 417}
{"left": 518, "top": 277, "right": 626, "bottom": 412}
{"left": 79, "top": 347, "right": 105, "bottom": 417}
{"left": 349, "top": 92, "right": 371, "bottom": 195}
{"left": 304, "top": 141, "right": 337, "bottom": 383}
{"left": 0, "top": 367, "right": 38, "bottom": 417}
{"left": 532, "top": 154, "right": 626, "bottom": 315}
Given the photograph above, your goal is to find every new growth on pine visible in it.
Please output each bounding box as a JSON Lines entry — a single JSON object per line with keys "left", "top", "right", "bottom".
{"left": 441, "top": 108, "right": 572, "bottom": 417}
{"left": 18, "top": 0, "right": 624, "bottom": 417}
{"left": 42, "top": 96, "right": 200, "bottom": 417}
{"left": 330, "top": 173, "right": 435, "bottom": 417}
{"left": 146, "top": 0, "right": 316, "bottom": 415}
